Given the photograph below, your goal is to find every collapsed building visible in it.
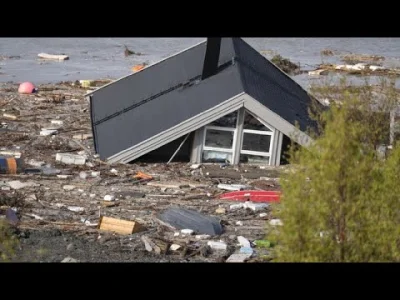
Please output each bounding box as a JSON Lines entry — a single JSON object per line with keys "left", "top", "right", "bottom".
{"left": 87, "top": 38, "right": 322, "bottom": 166}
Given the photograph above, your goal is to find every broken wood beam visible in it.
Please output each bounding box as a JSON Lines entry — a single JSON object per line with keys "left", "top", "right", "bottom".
{"left": 167, "top": 133, "right": 190, "bottom": 164}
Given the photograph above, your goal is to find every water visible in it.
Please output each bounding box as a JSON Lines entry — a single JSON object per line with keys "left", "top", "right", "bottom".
{"left": 1, "top": 38, "right": 400, "bottom": 89}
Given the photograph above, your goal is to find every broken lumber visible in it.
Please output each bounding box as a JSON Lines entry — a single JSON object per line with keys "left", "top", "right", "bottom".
{"left": 38, "top": 53, "right": 69, "bottom": 61}
{"left": 98, "top": 216, "right": 144, "bottom": 235}
{"left": 141, "top": 235, "right": 169, "bottom": 254}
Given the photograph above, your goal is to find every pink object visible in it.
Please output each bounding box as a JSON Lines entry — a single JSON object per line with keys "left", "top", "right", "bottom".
{"left": 18, "top": 82, "right": 36, "bottom": 94}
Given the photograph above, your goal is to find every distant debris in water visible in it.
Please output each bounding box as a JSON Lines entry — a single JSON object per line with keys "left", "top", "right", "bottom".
{"left": 18, "top": 82, "right": 36, "bottom": 94}
{"left": 271, "top": 55, "right": 300, "bottom": 75}
{"left": 260, "top": 49, "right": 278, "bottom": 56}
{"left": 341, "top": 53, "right": 385, "bottom": 64}
{"left": 132, "top": 64, "right": 146, "bottom": 72}
{"left": 38, "top": 53, "right": 69, "bottom": 61}
{"left": 124, "top": 45, "right": 134, "bottom": 56}
{"left": 0, "top": 55, "right": 21, "bottom": 61}
{"left": 124, "top": 45, "right": 143, "bottom": 57}
{"left": 320, "top": 49, "right": 335, "bottom": 56}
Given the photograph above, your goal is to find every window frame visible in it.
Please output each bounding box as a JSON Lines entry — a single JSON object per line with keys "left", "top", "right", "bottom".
{"left": 200, "top": 110, "right": 276, "bottom": 165}
{"left": 202, "top": 126, "right": 238, "bottom": 163}
{"left": 240, "top": 112, "right": 275, "bottom": 165}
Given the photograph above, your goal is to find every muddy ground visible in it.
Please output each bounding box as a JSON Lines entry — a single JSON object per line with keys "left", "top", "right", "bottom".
{"left": 0, "top": 81, "right": 286, "bottom": 263}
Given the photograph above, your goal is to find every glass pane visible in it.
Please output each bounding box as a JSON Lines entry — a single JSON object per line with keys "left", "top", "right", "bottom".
{"left": 209, "top": 111, "right": 238, "bottom": 128}
{"left": 240, "top": 154, "right": 270, "bottom": 164}
{"left": 242, "top": 133, "right": 271, "bottom": 152}
{"left": 202, "top": 150, "right": 233, "bottom": 163}
{"left": 205, "top": 129, "right": 234, "bottom": 149}
{"left": 243, "top": 111, "right": 272, "bottom": 131}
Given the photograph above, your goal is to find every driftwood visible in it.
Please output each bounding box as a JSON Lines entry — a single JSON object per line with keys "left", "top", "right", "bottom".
{"left": 38, "top": 53, "right": 69, "bottom": 61}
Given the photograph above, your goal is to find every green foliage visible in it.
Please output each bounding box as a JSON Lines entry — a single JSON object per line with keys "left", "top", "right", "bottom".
{"left": 0, "top": 220, "right": 19, "bottom": 262}
{"left": 270, "top": 78, "right": 400, "bottom": 262}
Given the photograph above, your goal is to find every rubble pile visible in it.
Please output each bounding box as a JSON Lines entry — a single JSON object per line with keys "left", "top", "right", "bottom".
{"left": 0, "top": 81, "right": 285, "bottom": 263}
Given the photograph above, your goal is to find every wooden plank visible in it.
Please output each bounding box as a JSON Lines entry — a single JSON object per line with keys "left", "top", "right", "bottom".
{"left": 98, "top": 216, "right": 143, "bottom": 235}
{"left": 38, "top": 53, "right": 69, "bottom": 61}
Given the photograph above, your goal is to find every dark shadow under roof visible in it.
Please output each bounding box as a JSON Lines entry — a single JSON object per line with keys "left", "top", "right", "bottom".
{"left": 89, "top": 38, "right": 321, "bottom": 160}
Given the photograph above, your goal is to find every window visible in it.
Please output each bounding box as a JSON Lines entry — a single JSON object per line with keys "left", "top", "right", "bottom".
{"left": 203, "top": 126, "right": 236, "bottom": 163}
{"left": 240, "top": 154, "right": 270, "bottom": 164}
{"left": 202, "top": 112, "right": 239, "bottom": 164}
{"left": 240, "top": 111, "right": 274, "bottom": 165}
{"left": 209, "top": 111, "right": 238, "bottom": 128}
{"left": 243, "top": 111, "right": 272, "bottom": 131}
{"left": 242, "top": 132, "right": 271, "bottom": 152}
{"left": 204, "top": 129, "right": 234, "bottom": 149}
{"left": 202, "top": 150, "right": 233, "bottom": 163}
{"left": 200, "top": 110, "right": 276, "bottom": 165}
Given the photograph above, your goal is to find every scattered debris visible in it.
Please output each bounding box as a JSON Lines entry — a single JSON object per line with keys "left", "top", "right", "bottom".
{"left": 308, "top": 69, "right": 329, "bottom": 77}
{"left": 73, "top": 133, "right": 92, "bottom": 140}
{"left": 195, "top": 234, "right": 211, "bottom": 240}
{"left": 40, "top": 129, "right": 58, "bottom": 136}
{"left": 215, "top": 207, "right": 226, "bottom": 214}
{"left": 159, "top": 207, "right": 223, "bottom": 236}
{"left": 6, "top": 208, "right": 19, "bottom": 226}
{"left": 3, "top": 113, "right": 17, "bottom": 120}
{"left": 132, "top": 64, "right": 145, "bottom": 72}
{"left": 312, "top": 63, "right": 400, "bottom": 77}
{"left": 271, "top": 55, "right": 300, "bottom": 75}
{"left": 226, "top": 253, "right": 252, "bottom": 263}
{"left": 141, "top": 235, "right": 169, "bottom": 254}
{"left": 230, "top": 203, "right": 245, "bottom": 210}
{"left": 103, "top": 195, "right": 115, "bottom": 201}
{"left": 207, "top": 241, "right": 227, "bottom": 251}
{"left": 229, "top": 201, "right": 269, "bottom": 212}
{"left": 51, "top": 120, "right": 64, "bottom": 125}
{"left": 269, "top": 219, "right": 283, "bottom": 226}
{"left": 61, "top": 257, "right": 79, "bottom": 263}
{"left": 56, "top": 153, "right": 86, "bottom": 165}
{"left": 169, "top": 244, "right": 181, "bottom": 251}
{"left": 67, "top": 206, "right": 85, "bottom": 212}
{"left": 237, "top": 236, "right": 251, "bottom": 248}
{"left": 63, "top": 185, "right": 75, "bottom": 191}
{"left": 219, "top": 190, "right": 280, "bottom": 203}
{"left": 245, "top": 202, "right": 269, "bottom": 212}
{"left": 99, "top": 216, "right": 144, "bottom": 235}
{"left": 18, "top": 82, "right": 36, "bottom": 94}
{"left": 38, "top": 53, "right": 69, "bottom": 61}
{"left": 260, "top": 49, "right": 278, "bottom": 56}
{"left": 0, "top": 80, "right": 286, "bottom": 263}
{"left": 239, "top": 247, "right": 254, "bottom": 255}
{"left": 217, "top": 183, "right": 251, "bottom": 191}
{"left": 320, "top": 49, "right": 335, "bottom": 56}
{"left": 181, "top": 229, "right": 194, "bottom": 235}
{"left": 124, "top": 46, "right": 135, "bottom": 57}
{"left": 0, "top": 151, "right": 21, "bottom": 159}
{"left": 340, "top": 53, "right": 385, "bottom": 64}
{"left": 190, "top": 164, "right": 201, "bottom": 169}
{"left": 0, "top": 157, "right": 23, "bottom": 174}
{"left": 79, "top": 80, "right": 94, "bottom": 88}
{"left": 7, "top": 180, "right": 39, "bottom": 190}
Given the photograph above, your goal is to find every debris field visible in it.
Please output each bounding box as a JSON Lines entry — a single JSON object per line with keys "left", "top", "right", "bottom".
{"left": 0, "top": 81, "right": 285, "bottom": 263}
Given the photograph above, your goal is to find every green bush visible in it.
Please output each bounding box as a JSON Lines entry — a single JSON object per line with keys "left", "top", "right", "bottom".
{"left": 0, "top": 220, "right": 19, "bottom": 262}
{"left": 270, "top": 78, "right": 400, "bottom": 262}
